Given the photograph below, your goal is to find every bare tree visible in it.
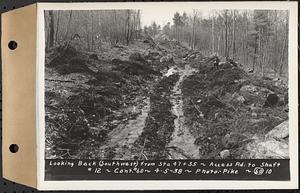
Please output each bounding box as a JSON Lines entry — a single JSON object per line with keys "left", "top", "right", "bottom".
{"left": 211, "top": 11, "right": 215, "bottom": 54}
{"left": 232, "top": 10, "right": 236, "bottom": 59}
{"left": 55, "top": 11, "right": 60, "bottom": 45}
{"left": 64, "top": 11, "right": 73, "bottom": 40}
{"left": 48, "top": 11, "right": 55, "bottom": 48}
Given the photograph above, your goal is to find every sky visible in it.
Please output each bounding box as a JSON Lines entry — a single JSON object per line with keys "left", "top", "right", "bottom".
{"left": 140, "top": 6, "right": 210, "bottom": 27}
{"left": 140, "top": 8, "right": 191, "bottom": 27}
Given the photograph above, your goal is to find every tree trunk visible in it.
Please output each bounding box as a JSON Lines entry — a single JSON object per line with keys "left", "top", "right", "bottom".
{"left": 91, "top": 11, "right": 94, "bottom": 50}
{"left": 232, "top": 10, "right": 236, "bottom": 60}
{"left": 192, "top": 15, "right": 195, "bottom": 50}
{"left": 64, "top": 11, "right": 73, "bottom": 41}
{"left": 245, "top": 13, "right": 249, "bottom": 66}
{"left": 279, "top": 11, "right": 288, "bottom": 76}
{"left": 217, "top": 35, "right": 220, "bottom": 55}
{"left": 125, "top": 10, "right": 131, "bottom": 45}
{"left": 252, "top": 30, "right": 258, "bottom": 72}
{"left": 48, "top": 11, "right": 55, "bottom": 47}
{"left": 55, "top": 11, "right": 60, "bottom": 45}
{"left": 212, "top": 12, "right": 215, "bottom": 54}
{"left": 224, "top": 10, "right": 229, "bottom": 59}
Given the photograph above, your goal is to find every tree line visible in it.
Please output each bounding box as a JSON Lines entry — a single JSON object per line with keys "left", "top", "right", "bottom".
{"left": 45, "top": 10, "right": 142, "bottom": 51}
{"left": 146, "top": 10, "right": 288, "bottom": 76}
{"left": 45, "top": 9, "right": 289, "bottom": 76}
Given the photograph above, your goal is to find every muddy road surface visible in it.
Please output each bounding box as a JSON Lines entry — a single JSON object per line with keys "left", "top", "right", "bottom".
{"left": 166, "top": 65, "right": 200, "bottom": 159}
{"left": 97, "top": 98, "right": 150, "bottom": 159}
{"left": 98, "top": 64, "right": 200, "bottom": 160}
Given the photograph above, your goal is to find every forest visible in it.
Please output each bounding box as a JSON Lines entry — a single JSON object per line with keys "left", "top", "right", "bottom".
{"left": 44, "top": 9, "right": 289, "bottom": 160}
{"left": 45, "top": 9, "right": 289, "bottom": 76}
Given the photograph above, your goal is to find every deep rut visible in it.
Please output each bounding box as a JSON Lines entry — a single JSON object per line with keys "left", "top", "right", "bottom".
{"left": 167, "top": 64, "right": 200, "bottom": 159}
{"left": 98, "top": 98, "right": 150, "bottom": 159}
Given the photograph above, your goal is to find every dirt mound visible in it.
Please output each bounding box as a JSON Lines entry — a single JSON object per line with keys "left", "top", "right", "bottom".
{"left": 92, "top": 70, "right": 125, "bottom": 84}
{"left": 47, "top": 46, "right": 103, "bottom": 76}
{"left": 143, "top": 50, "right": 162, "bottom": 61}
{"left": 45, "top": 52, "right": 160, "bottom": 159}
{"left": 112, "top": 59, "right": 161, "bottom": 76}
{"left": 55, "top": 57, "right": 94, "bottom": 75}
{"left": 155, "top": 37, "right": 190, "bottom": 58}
{"left": 129, "top": 52, "right": 147, "bottom": 63}
{"left": 48, "top": 46, "right": 82, "bottom": 67}
{"left": 181, "top": 62, "right": 288, "bottom": 159}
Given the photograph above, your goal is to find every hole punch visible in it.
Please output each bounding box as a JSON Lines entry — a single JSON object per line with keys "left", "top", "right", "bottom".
{"left": 8, "top": 41, "right": 18, "bottom": 50}
{"left": 9, "top": 144, "right": 19, "bottom": 153}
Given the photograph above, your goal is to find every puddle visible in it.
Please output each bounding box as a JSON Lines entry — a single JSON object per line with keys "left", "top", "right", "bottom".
{"left": 164, "top": 66, "right": 178, "bottom": 77}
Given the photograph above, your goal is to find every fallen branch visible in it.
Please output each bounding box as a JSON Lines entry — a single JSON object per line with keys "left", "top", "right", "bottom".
{"left": 189, "top": 98, "right": 203, "bottom": 117}
{"left": 139, "top": 137, "right": 147, "bottom": 160}
{"left": 45, "top": 78, "right": 74, "bottom": 83}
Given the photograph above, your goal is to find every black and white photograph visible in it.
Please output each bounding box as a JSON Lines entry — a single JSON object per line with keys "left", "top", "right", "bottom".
{"left": 44, "top": 7, "right": 290, "bottom": 161}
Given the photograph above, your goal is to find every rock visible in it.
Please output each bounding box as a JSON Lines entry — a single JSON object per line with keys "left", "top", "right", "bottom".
{"left": 220, "top": 149, "right": 230, "bottom": 159}
{"left": 235, "top": 95, "right": 245, "bottom": 103}
{"left": 266, "top": 120, "right": 289, "bottom": 139}
{"left": 263, "top": 93, "right": 279, "bottom": 108}
{"left": 160, "top": 54, "right": 173, "bottom": 63}
{"left": 249, "top": 104, "right": 260, "bottom": 111}
{"left": 245, "top": 139, "right": 289, "bottom": 159}
{"left": 214, "top": 113, "right": 219, "bottom": 120}
{"left": 221, "top": 134, "right": 231, "bottom": 147}
{"left": 251, "top": 112, "right": 257, "bottom": 117}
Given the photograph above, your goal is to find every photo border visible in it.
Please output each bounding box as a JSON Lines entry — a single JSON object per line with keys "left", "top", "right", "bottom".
{"left": 36, "top": 1, "right": 298, "bottom": 190}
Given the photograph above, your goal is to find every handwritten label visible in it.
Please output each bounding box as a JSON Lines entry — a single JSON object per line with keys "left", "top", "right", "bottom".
{"left": 45, "top": 159, "right": 290, "bottom": 181}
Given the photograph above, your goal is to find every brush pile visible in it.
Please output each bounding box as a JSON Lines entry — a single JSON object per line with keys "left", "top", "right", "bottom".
{"left": 182, "top": 56, "right": 289, "bottom": 159}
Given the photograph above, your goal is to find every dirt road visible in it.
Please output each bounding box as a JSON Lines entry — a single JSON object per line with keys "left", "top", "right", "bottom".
{"left": 98, "top": 98, "right": 150, "bottom": 159}
{"left": 98, "top": 64, "right": 201, "bottom": 160}
{"left": 166, "top": 65, "right": 200, "bottom": 159}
